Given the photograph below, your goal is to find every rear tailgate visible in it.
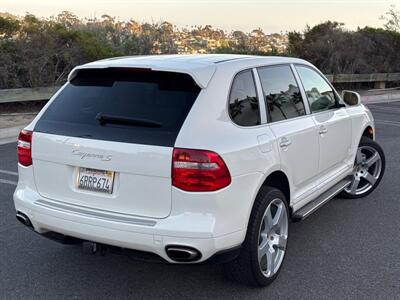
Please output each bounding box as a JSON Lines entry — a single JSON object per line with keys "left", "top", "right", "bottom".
{"left": 32, "top": 133, "right": 172, "bottom": 218}
{"left": 32, "top": 68, "right": 200, "bottom": 219}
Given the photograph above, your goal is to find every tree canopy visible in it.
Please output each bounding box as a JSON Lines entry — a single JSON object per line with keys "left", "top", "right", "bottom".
{"left": 0, "top": 8, "right": 399, "bottom": 89}
{"left": 287, "top": 20, "right": 400, "bottom": 74}
{"left": 0, "top": 12, "right": 287, "bottom": 88}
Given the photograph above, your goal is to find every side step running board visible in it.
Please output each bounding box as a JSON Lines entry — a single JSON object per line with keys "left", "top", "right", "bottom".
{"left": 293, "top": 179, "right": 351, "bottom": 220}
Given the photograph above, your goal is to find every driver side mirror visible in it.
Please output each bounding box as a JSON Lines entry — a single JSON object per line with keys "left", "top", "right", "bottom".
{"left": 342, "top": 90, "right": 361, "bottom": 106}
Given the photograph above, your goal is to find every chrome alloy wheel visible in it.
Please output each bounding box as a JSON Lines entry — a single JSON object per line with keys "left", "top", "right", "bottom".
{"left": 345, "top": 145, "right": 383, "bottom": 196}
{"left": 258, "top": 198, "right": 288, "bottom": 278}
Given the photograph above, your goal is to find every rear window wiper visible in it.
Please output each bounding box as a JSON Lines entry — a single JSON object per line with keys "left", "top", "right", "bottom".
{"left": 96, "top": 113, "right": 162, "bottom": 128}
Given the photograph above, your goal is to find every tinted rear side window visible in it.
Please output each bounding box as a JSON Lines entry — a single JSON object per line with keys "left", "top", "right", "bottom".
{"left": 34, "top": 69, "right": 201, "bottom": 146}
{"left": 228, "top": 70, "right": 260, "bottom": 126}
{"left": 257, "top": 65, "right": 305, "bottom": 123}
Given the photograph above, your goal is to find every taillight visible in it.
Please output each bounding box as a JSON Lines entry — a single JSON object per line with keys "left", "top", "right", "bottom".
{"left": 17, "top": 130, "right": 33, "bottom": 166}
{"left": 172, "top": 148, "right": 231, "bottom": 192}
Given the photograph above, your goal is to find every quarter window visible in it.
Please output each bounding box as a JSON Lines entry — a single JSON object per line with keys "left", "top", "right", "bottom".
{"left": 228, "top": 70, "right": 261, "bottom": 126}
{"left": 296, "top": 66, "right": 337, "bottom": 113}
{"left": 257, "top": 65, "right": 305, "bottom": 123}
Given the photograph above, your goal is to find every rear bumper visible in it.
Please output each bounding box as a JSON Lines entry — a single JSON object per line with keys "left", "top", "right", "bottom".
{"left": 14, "top": 186, "right": 245, "bottom": 263}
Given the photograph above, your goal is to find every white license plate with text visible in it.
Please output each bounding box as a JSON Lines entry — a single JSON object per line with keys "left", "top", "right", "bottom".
{"left": 77, "top": 167, "right": 114, "bottom": 194}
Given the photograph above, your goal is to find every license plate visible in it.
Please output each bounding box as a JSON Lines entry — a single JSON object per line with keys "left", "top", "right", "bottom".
{"left": 77, "top": 167, "right": 114, "bottom": 194}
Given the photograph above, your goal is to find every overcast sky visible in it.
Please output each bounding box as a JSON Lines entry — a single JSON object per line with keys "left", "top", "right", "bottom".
{"left": 1, "top": 0, "right": 399, "bottom": 33}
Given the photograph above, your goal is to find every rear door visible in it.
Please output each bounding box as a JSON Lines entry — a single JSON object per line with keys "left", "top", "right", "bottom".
{"left": 256, "top": 65, "right": 320, "bottom": 202}
{"left": 32, "top": 68, "right": 201, "bottom": 219}
{"left": 295, "top": 65, "right": 352, "bottom": 182}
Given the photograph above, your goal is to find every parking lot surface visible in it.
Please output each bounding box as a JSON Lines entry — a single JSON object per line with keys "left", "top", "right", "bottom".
{"left": 1, "top": 102, "right": 400, "bottom": 299}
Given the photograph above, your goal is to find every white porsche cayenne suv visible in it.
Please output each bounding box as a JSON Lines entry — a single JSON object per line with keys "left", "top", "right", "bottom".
{"left": 14, "top": 55, "right": 385, "bottom": 286}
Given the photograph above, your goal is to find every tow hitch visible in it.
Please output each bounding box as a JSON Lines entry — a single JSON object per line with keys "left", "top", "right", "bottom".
{"left": 82, "top": 241, "right": 109, "bottom": 255}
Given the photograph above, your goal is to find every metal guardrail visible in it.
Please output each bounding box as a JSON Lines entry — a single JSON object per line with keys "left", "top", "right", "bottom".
{"left": 325, "top": 73, "right": 400, "bottom": 89}
{"left": 0, "top": 86, "right": 61, "bottom": 104}
{"left": 325, "top": 73, "right": 400, "bottom": 83}
{"left": 0, "top": 73, "right": 400, "bottom": 104}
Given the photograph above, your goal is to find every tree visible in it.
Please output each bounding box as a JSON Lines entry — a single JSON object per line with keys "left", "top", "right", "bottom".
{"left": 287, "top": 21, "right": 400, "bottom": 74}
{"left": 287, "top": 31, "right": 303, "bottom": 56}
{"left": 3, "top": 11, "right": 400, "bottom": 89}
{"left": 0, "top": 16, "right": 20, "bottom": 37}
{"left": 381, "top": 5, "right": 400, "bottom": 32}
{"left": 55, "top": 11, "right": 81, "bottom": 28}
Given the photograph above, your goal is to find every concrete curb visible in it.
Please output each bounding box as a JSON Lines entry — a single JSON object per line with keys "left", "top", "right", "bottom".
{"left": 0, "top": 137, "right": 18, "bottom": 145}
{"left": 362, "top": 93, "right": 400, "bottom": 104}
{"left": 0, "top": 125, "right": 26, "bottom": 141}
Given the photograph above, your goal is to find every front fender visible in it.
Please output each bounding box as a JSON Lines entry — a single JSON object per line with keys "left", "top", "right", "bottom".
{"left": 347, "top": 104, "right": 375, "bottom": 162}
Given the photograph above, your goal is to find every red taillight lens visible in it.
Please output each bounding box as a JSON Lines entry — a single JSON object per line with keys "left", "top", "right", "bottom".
{"left": 172, "top": 148, "right": 231, "bottom": 192}
{"left": 17, "top": 130, "right": 33, "bottom": 166}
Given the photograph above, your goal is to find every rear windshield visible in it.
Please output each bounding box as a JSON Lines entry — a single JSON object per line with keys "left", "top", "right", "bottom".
{"left": 34, "top": 68, "right": 201, "bottom": 146}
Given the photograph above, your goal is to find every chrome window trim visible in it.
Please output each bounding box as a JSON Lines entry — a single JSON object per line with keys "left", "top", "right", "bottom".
{"left": 290, "top": 63, "right": 311, "bottom": 115}
{"left": 252, "top": 67, "right": 268, "bottom": 124}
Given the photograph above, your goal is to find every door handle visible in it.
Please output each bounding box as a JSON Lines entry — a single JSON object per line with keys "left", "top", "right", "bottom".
{"left": 319, "top": 125, "right": 328, "bottom": 135}
{"left": 279, "top": 137, "right": 291, "bottom": 148}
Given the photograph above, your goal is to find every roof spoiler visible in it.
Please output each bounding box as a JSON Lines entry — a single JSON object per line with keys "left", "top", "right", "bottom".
{"left": 68, "top": 63, "right": 215, "bottom": 89}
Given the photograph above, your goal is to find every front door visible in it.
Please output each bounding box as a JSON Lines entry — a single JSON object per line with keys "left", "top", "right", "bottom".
{"left": 295, "top": 65, "right": 352, "bottom": 183}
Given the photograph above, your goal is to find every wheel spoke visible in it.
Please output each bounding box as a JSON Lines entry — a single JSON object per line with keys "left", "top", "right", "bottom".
{"left": 349, "top": 176, "right": 361, "bottom": 193}
{"left": 275, "top": 234, "right": 287, "bottom": 250}
{"left": 363, "top": 171, "right": 377, "bottom": 185}
{"left": 260, "top": 232, "right": 268, "bottom": 241}
{"left": 272, "top": 204, "right": 284, "bottom": 227}
{"left": 266, "top": 247, "right": 276, "bottom": 276}
{"left": 258, "top": 239, "right": 269, "bottom": 263}
{"left": 365, "top": 152, "right": 379, "bottom": 168}
{"left": 263, "top": 208, "right": 273, "bottom": 233}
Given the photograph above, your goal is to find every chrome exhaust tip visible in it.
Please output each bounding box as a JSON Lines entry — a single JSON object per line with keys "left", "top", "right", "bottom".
{"left": 16, "top": 212, "right": 33, "bottom": 228}
{"left": 166, "top": 246, "right": 201, "bottom": 262}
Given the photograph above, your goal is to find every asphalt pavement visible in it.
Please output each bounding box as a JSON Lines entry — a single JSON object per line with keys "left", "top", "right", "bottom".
{"left": 0, "top": 102, "right": 399, "bottom": 299}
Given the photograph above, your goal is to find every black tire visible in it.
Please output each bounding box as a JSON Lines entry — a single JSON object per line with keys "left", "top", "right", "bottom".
{"left": 340, "top": 136, "right": 385, "bottom": 199}
{"left": 223, "top": 186, "right": 289, "bottom": 287}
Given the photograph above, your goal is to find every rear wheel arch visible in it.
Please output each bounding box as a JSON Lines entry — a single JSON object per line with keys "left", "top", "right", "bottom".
{"left": 244, "top": 170, "right": 291, "bottom": 235}
{"left": 261, "top": 171, "right": 291, "bottom": 206}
